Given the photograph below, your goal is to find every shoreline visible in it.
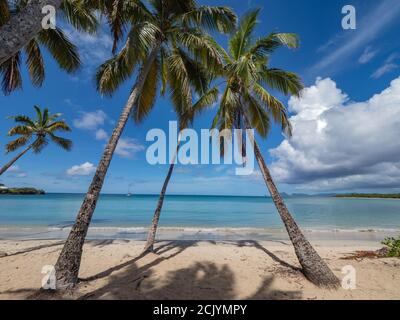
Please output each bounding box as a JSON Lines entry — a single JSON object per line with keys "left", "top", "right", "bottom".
{"left": 0, "top": 226, "right": 398, "bottom": 243}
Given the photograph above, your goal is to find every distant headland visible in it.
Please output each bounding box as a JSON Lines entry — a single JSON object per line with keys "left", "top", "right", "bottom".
{"left": 0, "top": 184, "right": 45, "bottom": 195}
{"left": 334, "top": 193, "right": 400, "bottom": 199}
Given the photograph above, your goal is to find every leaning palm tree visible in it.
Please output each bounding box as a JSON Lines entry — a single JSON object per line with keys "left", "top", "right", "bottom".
{"left": 0, "top": 105, "right": 72, "bottom": 176}
{"left": 143, "top": 87, "right": 219, "bottom": 253}
{"left": 0, "top": 0, "right": 98, "bottom": 94}
{"left": 54, "top": 0, "right": 236, "bottom": 289}
{"left": 210, "top": 9, "right": 340, "bottom": 288}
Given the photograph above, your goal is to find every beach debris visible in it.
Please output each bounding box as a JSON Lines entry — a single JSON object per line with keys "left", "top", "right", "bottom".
{"left": 341, "top": 247, "right": 390, "bottom": 260}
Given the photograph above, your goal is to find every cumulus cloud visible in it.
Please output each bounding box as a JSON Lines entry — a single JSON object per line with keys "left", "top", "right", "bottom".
{"left": 73, "top": 110, "right": 107, "bottom": 130}
{"left": 269, "top": 76, "right": 400, "bottom": 191}
{"left": 115, "top": 138, "right": 145, "bottom": 158}
{"left": 67, "top": 162, "right": 97, "bottom": 176}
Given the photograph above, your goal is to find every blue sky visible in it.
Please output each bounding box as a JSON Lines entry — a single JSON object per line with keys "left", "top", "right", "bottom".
{"left": 1, "top": 0, "right": 400, "bottom": 195}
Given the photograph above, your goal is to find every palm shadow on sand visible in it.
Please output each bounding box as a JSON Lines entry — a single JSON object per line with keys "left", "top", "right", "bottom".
{"left": 19, "top": 240, "right": 303, "bottom": 300}
{"left": 77, "top": 240, "right": 302, "bottom": 300}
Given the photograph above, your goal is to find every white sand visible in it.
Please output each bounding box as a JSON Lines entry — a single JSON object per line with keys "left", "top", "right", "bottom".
{"left": 0, "top": 239, "right": 399, "bottom": 300}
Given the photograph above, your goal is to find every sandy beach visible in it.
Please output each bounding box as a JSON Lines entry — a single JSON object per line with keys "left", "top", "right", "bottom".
{"left": 0, "top": 239, "right": 399, "bottom": 300}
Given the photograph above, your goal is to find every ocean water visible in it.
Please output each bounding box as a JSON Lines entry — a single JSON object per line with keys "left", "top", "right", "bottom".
{"left": 1, "top": 193, "right": 400, "bottom": 233}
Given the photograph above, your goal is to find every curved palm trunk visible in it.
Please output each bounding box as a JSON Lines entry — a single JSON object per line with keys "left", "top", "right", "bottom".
{"left": 0, "top": 0, "right": 63, "bottom": 64}
{"left": 241, "top": 107, "right": 339, "bottom": 288}
{"left": 252, "top": 138, "right": 340, "bottom": 288}
{"left": 54, "top": 42, "right": 161, "bottom": 289}
{"left": 0, "top": 145, "right": 32, "bottom": 176}
{"left": 143, "top": 146, "right": 179, "bottom": 253}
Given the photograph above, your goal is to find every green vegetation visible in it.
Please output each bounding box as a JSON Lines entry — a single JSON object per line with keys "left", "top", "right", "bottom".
{"left": 382, "top": 237, "right": 400, "bottom": 257}
{"left": 335, "top": 193, "right": 400, "bottom": 199}
{"left": 0, "top": 187, "right": 45, "bottom": 195}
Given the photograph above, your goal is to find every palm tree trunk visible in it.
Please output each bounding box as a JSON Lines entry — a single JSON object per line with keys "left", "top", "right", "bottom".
{"left": 0, "top": 0, "right": 63, "bottom": 64}
{"left": 54, "top": 41, "right": 162, "bottom": 289}
{"left": 143, "top": 145, "right": 179, "bottom": 253}
{"left": 0, "top": 145, "right": 32, "bottom": 176}
{"left": 252, "top": 138, "right": 340, "bottom": 288}
{"left": 241, "top": 109, "right": 340, "bottom": 288}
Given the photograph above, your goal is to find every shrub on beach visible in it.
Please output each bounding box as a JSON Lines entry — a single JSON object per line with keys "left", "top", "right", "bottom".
{"left": 382, "top": 237, "right": 400, "bottom": 257}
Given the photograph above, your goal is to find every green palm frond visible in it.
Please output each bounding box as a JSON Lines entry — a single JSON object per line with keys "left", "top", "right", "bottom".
{"left": 31, "top": 136, "right": 48, "bottom": 154}
{"left": 229, "top": 8, "right": 260, "bottom": 60}
{"left": 250, "top": 33, "right": 299, "bottom": 58}
{"left": 0, "top": 0, "right": 10, "bottom": 26}
{"left": 0, "top": 52, "right": 22, "bottom": 95}
{"left": 259, "top": 68, "right": 303, "bottom": 97}
{"left": 181, "top": 6, "right": 237, "bottom": 33}
{"left": 6, "top": 135, "right": 30, "bottom": 153}
{"left": 244, "top": 91, "right": 270, "bottom": 137}
{"left": 25, "top": 39, "right": 45, "bottom": 87}
{"left": 133, "top": 56, "right": 159, "bottom": 123}
{"left": 96, "top": 21, "right": 158, "bottom": 95}
{"left": 38, "top": 28, "right": 80, "bottom": 73}
{"left": 182, "top": 86, "right": 219, "bottom": 128}
{"left": 60, "top": 0, "right": 98, "bottom": 34}
{"left": 33, "top": 105, "right": 43, "bottom": 125}
{"left": 253, "top": 83, "right": 292, "bottom": 136}
{"left": 46, "top": 121, "right": 72, "bottom": 132}
{"left": 49, "top": 134, "right": 73, "bottom": 151}
{"left": 8, "top": 125, "right": 32, "bottom": 136}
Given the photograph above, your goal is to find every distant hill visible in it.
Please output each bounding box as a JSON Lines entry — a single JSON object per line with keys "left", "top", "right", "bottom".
{"left": 0, "top": 187, "right": 45, "bottom": 195}
{"left": 335, "top": 193, "right": 400, "bottom": 199}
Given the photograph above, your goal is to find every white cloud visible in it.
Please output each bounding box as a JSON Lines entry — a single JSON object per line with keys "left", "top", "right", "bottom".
{"left": 311, "top": 0, "right": 400, "bottom": 75}
{"left": 269, "top": 76, "right": 400, "bottom": 191}
{"left": 358, "top": 46, "right": 378, "bottom": 64}
{"left": 73, "top": 110, "right": 107, "bottom": 130}
{"left": 67, "top": 162, "right": 97, "bottom": 176}
{"left": 115, "top": 138, "right": 145, "bottom": 158}
{"left": 95, "top": 128, "right": 109, "bottom": 141}
{"left": 371, "top": 53, "right": 399, "bottom": 79}
{"left": 63, "top": 26, "right": 112, "bottom": 68}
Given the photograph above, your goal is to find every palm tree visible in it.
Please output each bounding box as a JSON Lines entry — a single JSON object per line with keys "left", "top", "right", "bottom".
{"left": 0, "top": 105, "right": 72, "bottom": 176}
{"left": 0, "top": 0, "right": 98, "bottom": 94}
{"left": 54, "top": 0, "right": 236, "bottom": 289}
{"left": 143, "top": 87, "right": 219, "bottom": 253}
{"left": 210, "top": 9, "right": 340, "bottom": 288}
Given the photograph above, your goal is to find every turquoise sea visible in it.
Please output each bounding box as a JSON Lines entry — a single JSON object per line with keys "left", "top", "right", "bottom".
{"left": 1, "top": 194, "right": 400, "bottom": 240}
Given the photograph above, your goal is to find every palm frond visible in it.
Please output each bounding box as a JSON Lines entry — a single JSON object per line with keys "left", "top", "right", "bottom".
{"left": 38, "top": 27, "right": 80, "bottom": 73}
{"left": 46, "top": 121, "right": 72, "bottom": 132}
{"left": 24, "top": 39, "right": 45, "bottom": 87}
{"left": 259, "top": 68, "right": 304, "bottom": 96}
{"left": 6, "top": 135, "right": 30, "bottom": 153}
{"left": 252, "top": 83, "right": 292, "bottom": 136}
{"left": 8, "top": 125, "right": 32, "bottom": 136}
{"left": 0, "top": 52, "right": 22, "bottom": 95}
{"left": 250, "top": 33, "right": 299, "bottom": 58}
{"left": 229, "top": 8, "right": 260, "bottom": 59}
{"left": 49, "top": 134, "right": 73, "bottom": 151}
{"left": 244, "top": 92, "right": 269, "bottom": 137}
{"left": 181, "top": 6, "right": 237, "bottom": 33}
{"left": 60, "top": 0, "right": 98, "bottom": 34}
{"left": 0, "top": 0, "right": 10, "bottom": 26}
{"left": 132, "top": 56, "right": 159, "bottom": 123}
